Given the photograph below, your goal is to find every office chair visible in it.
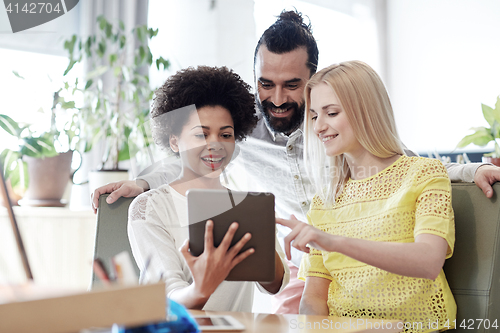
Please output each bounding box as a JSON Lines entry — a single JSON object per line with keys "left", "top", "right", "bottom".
{"left": 92, "top": 194, "right": 138, "bottom": 288}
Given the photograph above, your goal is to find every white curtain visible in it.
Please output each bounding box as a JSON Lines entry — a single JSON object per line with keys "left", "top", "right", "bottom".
{"left": 72, "top": 0, "right": 150, "bottom": 207}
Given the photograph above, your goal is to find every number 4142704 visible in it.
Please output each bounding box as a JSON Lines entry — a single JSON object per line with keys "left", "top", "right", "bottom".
{"left": 6, "top": 2, "right": 62, "bottom": 14}
{"left": 444, "top": 319, "right": 498, "bottom": 330}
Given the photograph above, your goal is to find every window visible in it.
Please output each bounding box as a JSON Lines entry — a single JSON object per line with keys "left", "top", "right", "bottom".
{"left": 254, "top": 0, "right": 381, "bottom": 74}
{"left": 0, "top": 48, "right": 80, "bottom": 152}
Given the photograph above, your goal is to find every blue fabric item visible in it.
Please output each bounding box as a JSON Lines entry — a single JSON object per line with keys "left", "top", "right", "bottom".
{"left": 114, "top": 299, "right": 200, "bottom": 333}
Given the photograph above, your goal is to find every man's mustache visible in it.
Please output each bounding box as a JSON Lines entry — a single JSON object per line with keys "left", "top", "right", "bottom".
{"left": 260, "top": 100, "right": 298, "bottom": 112}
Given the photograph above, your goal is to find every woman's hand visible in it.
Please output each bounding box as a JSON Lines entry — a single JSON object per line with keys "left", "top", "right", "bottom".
{"left": 276, "top": 217, "right": 336, "bottom": 260}
{"left": 180, "top": 220, "right": 254, "bottom": 301}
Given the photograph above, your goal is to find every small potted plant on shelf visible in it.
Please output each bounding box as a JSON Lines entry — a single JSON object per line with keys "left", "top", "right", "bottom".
{"left": 457, "top": 95, "right": 500, "bottom": 166}
{"left": 60, "top": 16, "right": 170, "bottom": 191}
{"left": 0, "top": 90, "right": 80, "bottom": 206}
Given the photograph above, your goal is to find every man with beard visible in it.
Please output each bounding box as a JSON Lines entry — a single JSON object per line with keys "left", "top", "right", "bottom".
{"left": 92, "top": 10, "right": 500, "bottom": 314}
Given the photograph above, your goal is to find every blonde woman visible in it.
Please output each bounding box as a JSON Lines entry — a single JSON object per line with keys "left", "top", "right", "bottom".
{"left": 278, "top": 61, "right": 456, "bottom": 332}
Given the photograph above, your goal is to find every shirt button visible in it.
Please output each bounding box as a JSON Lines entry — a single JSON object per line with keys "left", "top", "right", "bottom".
{"left": 294, "top": 175, "right": 300, "bottom": 180}
{"left": 301, "top": 201, "right": 307, "bottom": 206}
{"left": 287, "top": 145, "right": 293, "bottom": 150}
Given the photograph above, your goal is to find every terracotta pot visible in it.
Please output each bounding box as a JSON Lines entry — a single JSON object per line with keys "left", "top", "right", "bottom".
{"left": 20, "top": 151, "right": 74, "bottom": 207}
{"left": 482, "top": 156, "right": 500, "bottom": 167}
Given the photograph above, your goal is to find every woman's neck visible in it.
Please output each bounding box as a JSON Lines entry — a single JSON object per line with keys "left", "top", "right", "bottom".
{"left": 170, "top": 170, "right": 225, "bottom": 196}
{"left": 344, "top": 151, "right": 402, "bottom": 180}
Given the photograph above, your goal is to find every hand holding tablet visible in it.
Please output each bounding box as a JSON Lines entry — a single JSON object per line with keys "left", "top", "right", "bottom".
{"left": 179, "top": 219, "right": 255, "bottom": 298}
{"left": 187, "top": 189, "right": 276, "bottom": 282}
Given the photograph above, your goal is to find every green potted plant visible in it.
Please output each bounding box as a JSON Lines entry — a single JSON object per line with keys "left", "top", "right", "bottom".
{"left": 457, "top": 95, "right": 500, "bottom": 166}
{"left": 60, "top": 16, "right": 169, "bottom": 191}
{"left": 0, "top": 89, "right": 80, "bottom": 206}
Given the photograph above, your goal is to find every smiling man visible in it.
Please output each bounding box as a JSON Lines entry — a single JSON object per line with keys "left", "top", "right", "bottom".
{"left": 255, "top": 44, "right": 310, "bottom": 135}
{"left": 92, "top": 9, "right": 500, "bottom": 314}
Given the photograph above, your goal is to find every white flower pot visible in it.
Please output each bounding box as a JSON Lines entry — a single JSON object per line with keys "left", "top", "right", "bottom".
{"left": 88, "top": 170, "right": 131, "bottom": 196}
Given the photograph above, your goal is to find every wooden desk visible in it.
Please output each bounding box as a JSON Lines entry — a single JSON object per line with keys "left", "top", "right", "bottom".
{"left": 190, "top": 310, "right": 403, "bottom": 333}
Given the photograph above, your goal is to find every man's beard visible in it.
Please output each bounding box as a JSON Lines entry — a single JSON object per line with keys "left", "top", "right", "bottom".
{"left": 257, "top": 98, "right": 305, "bottom": 135}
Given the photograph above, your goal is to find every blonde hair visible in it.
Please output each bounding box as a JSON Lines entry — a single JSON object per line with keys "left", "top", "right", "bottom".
{"left": 304, "top": 61, "right": 404, "bottom": 205}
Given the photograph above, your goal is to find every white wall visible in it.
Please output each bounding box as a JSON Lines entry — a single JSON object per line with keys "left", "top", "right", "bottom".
{"left": 148, "top": 0, "right": 256, "bottom": 89}
{"left": 387, "top": 0, "right": 500, "bottom": 153}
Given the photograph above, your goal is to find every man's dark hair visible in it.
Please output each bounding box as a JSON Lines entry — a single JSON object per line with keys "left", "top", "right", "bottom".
{"left": 254, "top": 10, "right": 319, "bottom": 76}
{"left": 151, "top": 66, "right": 257, "bottom": 151}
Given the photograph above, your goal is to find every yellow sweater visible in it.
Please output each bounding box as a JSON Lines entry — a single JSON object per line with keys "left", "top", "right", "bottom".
{"left": 298, "top": 156, "right": 456, "bottom": 333}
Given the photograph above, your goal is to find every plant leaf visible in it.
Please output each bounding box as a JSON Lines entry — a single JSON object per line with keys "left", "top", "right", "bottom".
{"left": 97, "top": 40, "right": 106, "bottom": 58}
{"left": 457, "top": 127, "right": 494, "bottom": 148}
{"left": 118, "top": 141, "right": 130, "bottom": 161}
{"left": 63, "top": 35, "right": 77, "bottom": 56}
{"left": 119, "top": 35, "right": 126, "bottom": 49}
{"left": 63, "top": 59, "right": 77, "bottom": 76}
{"left": 156, "top": 57, "right": 170, "bottom": 71}
{"left": 8, "top": 159, "right": 29, "bottom": 190}
{"left": 139, "top": 46, "right": 145, "bottom": 63}
{"left": 136, "top": 26, "right": 145, "bottom": 43}
{"left": 98, "top": 15, "right": 107, "bottom": 31}
{"left": 109, "top": 53, "right": 117, "bottom": 66}
{"left": 61, "top": 101, "right": 76, "bottom": 109}
{"left": 0, "top": 114, "right": 21, "bottom": 137}
{"left": 105, "top": 22, "right": 113, "bottom": 38}
{"left": 1, "top": 149, "right": 20, "bottom": 179}
{"left": 12, "top": 71, "right": 25, "bottom": 79}
{"left": 86, "top": 66, "right": 109, "bottom": 79}
{"left": 84, "top": 79, "right": 94, "bottom": 90}
{"left": 85, "top": 37, "right": 92, "bottom": 57}
{"left": 495, "top": 95, "right": 500, "bottom": 116}
{"left": 482, "top": 103, "right": 495, "bottom": 127}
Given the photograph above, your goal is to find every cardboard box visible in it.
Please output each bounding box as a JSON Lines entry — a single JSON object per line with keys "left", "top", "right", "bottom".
{"left": 0, "top": 283, "right": 166, "bottom": 333}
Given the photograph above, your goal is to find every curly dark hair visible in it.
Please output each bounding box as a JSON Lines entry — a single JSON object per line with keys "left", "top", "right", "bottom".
{"left": 254, "top": 9, "right": 319, "bottom": 77}
{"left": 150, "top": 66, "right": 257, "bottom": 152}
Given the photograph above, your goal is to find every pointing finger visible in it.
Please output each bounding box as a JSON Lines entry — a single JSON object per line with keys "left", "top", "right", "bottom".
{"left": 276, "top": 217, "right": 300, "bottom": 229}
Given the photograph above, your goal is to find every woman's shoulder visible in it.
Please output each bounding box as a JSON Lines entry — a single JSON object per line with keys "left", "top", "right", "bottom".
{"left": 129, "top": 184, "right": 175, "bottom": 221}
{"left": 133, "top": 184, "right": 173, "bottom": 204}
{"left": 404, "top": 155, "right": 449, "bottom": 182}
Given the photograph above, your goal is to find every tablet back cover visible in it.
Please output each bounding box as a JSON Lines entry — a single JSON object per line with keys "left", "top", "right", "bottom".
{"left": 187, "top": 189, "right": 275, "bottom": 282}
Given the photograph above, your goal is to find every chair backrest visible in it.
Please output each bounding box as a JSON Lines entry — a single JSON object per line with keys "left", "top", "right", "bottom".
{"left": 92, "top": 194, "right": 138, "bottom": 287}
{"left": 444, "top": 183, "right": 500, "bottom": 332}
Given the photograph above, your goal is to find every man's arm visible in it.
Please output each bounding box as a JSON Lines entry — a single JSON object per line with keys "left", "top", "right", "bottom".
{"left": 446, "top": 163, "right": 500, "bottom": 198}
{"left": 91, "top": 159, "right": 182, "bottom": 213}
{"left": 405, "top": 147, "right": 500, "bottom": 198}
{"left": 91, "top": 180, "right": 149, "bottom": 214}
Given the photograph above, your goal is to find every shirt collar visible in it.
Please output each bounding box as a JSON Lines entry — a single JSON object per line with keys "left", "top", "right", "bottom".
{"left": 260, "top": 112, "right": 304, "bottom": 142}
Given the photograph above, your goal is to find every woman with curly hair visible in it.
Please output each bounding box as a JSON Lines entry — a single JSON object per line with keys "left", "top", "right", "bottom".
{"left": 128, "top": 66, "right": 287, "bottom": 311}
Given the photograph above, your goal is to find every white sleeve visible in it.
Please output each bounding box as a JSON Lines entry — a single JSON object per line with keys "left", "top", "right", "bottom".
{"left": 127, "top": 193, "right": 191, "bottom": 297}
{"left": 404, "top": 146, "right": 484, "bottom": 183}
{"left": 444, "top": 162, "right": 483, "bottom": 183}
{"left": 256, "top": 227, "right": 290, "bottom": 295}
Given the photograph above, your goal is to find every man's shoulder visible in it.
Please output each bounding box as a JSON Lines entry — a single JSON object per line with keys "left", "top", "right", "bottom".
{"left": 248, "top": 114, "right": 271, "bottom": 140}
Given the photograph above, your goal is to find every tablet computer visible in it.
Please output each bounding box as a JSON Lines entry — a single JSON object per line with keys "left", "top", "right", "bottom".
{"left": 193, "top": 315, "right": 245, "bottom": 331}
{"left": 187, "top": 189, "right": 275, "bottom": 282}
